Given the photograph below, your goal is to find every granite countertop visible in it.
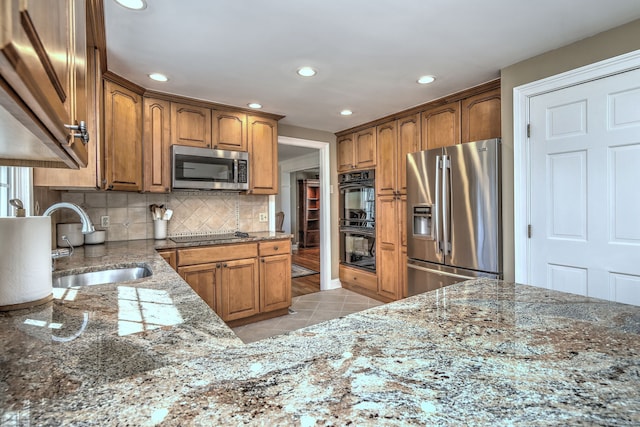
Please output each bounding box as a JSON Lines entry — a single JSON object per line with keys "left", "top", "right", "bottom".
{"left": 1, "top": 240, "right": 639, "bottom": 425}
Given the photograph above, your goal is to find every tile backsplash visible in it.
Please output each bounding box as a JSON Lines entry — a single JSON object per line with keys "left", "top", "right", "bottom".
{"left": 59, "top": 191, "right": 269, "bottom": 242}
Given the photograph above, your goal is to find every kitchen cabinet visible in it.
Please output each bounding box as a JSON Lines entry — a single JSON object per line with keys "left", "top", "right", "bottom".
{"left": 376, "top": 114, "right": 420, "bottom": 197}
{"left": 212, "top": 110, "right": 247, "bottom": 151}
{"left": 34, "top": 46, "right": 102, "bottom": 188}
{"left": 219, "top": 257, "right": 260, "bottom": 321}
{"left": 103, "top": 77, "right": 143, "bottom": 191}
{"left": 157, "top": 249, "right": 177, "bottom": 270}
{"left": 298, "top": 179, "right": 320, "bottom": 248}
{"left": 178, "top": 263, "right": 219, "bottom": 311}
{"left": 247, "top": 115, "right": 278, "bottom": 194}
{"left": 171, "top": 102, "right": 211, "bottom": 148}
{"left": 143, "top": 97, "right": 171, "bottom": 192}
{"left": 422, "top": 101, "right": 460, "bottom": 150}
{"left": 374, "top": 114, "right": 418, "bottom": 301}
{"left": 461, "top": 88, "right": 501, "bottom": 143}
{"left": 337, "top": 127, "right": 376, "bottom": 172}
{"left": 340, "top": 264, "right": 378, "bottom": 296}
{"left": 0, "top": 0, "right": 89, "bottom": 168}
{"left": 258, "top": 240, "right": 291, "bottom": 313}
{"left": 177, "top": 239, "right": 291, "bottom": 324}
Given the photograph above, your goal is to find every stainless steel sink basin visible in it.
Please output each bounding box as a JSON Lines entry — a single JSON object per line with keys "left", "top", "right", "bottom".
{"left": 53, "top": 266, "right": 152, "bottom": 288}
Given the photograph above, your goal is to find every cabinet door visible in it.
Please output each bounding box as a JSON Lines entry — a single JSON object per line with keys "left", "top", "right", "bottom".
{"left": 260, "top": 254, "right": 291, "bottom": 312}
{"left": 376, "top": 121, "right": 397, "bottom": 196}
{"left": 399, "top": 195, "right": 408, "bottom": 299}
{"left": 212, "top": 110, "right": 247, "bottom": 151}
{"left": 157, "top": 249, "right": 177, "bottom": 271}
{"left": 178, "top": 263, "right": 219, "bottom": 311}
{"left": 397, "top": 114, "right": 421, "bottom": 194}
{"left": 422, "top": 101, "right": 460, "bottom": 150}
{"left": 103, "top": 79, "right": 142, "bottom": 191}
{"left": 376, "top": 194, "right": 399, "bottom": 300}
{"left": 0, "top": 0, "right": 88, "bottom": 166}
{"left": 34, "top": 46, "right": 101, "bottom": 188}
{"left": 143, "top": 97, "right": 171, "bottom": 192}
{"left": 219, "top": 258, "right": 259, "bottom": 321}
{"left": 337, "top": 134, "right": 355, "bottom": 172}
{"left": 247, "top": 115, "right": 278, "bottom": 194}
{"left": 355, "top": 127, "right": 376, "bottom": 168}
{"left": 461, "top": 88, "right": 501, "bottom": 143}
{"left": 171, "top": 102, "right": 211, "bottom": 148}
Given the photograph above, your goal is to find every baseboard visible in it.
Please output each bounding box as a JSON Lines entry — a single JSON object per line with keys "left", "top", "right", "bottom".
{"left": 326, "top": 278, "right": 342, "bottom": 290}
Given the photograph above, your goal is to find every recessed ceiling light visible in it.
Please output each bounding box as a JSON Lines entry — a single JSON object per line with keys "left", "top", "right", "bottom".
{"left": 248, "top": 103, "right": 262, "bottom": 109}
{"left": 148, "top": 73, "right": 168, "bottom": 82}
{"left": 297, "top": 66, "right": 317, "bottom": 77}
{"left": 417, "top": 75, "right": 436, "bottom": 85}
{"left": 340, "top": 110, "right": 353, "bottom": 116}
{"left": 114, "top": 0, "right": 147, "bottom": 10}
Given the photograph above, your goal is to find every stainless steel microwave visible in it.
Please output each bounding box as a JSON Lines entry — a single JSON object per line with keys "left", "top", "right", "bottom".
{"left": 171, "top": 145, "right": 249, "bottom": 191}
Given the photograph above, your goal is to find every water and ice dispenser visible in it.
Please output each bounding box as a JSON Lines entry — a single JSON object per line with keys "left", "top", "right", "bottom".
{"left": 412, "top": 205, "right": 433, "bottom": 238}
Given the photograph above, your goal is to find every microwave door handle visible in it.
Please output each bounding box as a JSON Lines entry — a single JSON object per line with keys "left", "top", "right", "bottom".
{"left": 233, "top": 159, "right": 238, "bottom": 183}
{"left": 434, "top": 155, "right": 441, "bottom": 254}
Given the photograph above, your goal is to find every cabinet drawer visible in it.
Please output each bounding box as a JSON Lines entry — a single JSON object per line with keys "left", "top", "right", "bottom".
{"left": 178, "top": 243, "right": 258, "bottom": 266}
{"left": 259, "top": 239, "right": 290, "bottom": 257}
{"left": 339, "top": 265, "right": 377, "bottom": 292}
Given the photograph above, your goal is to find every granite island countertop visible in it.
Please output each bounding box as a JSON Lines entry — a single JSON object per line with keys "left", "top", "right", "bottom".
{"left": 1, "top": 239, "right": 639, "bottom": 425}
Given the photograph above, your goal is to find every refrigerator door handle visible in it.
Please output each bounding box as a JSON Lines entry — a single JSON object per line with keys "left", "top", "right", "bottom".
{"left": 442, "top": 155, "right": 451, "bottom": 255}
{"left": 434, "top": 155, "right": 441, "bottom": 253}
{"left": 407, "top": 262, "right": 474, "bottom": 280}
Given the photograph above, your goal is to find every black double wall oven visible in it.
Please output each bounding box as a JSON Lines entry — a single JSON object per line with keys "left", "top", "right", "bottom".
{"left": 339, "top": 169, "right": 376, "bottom": 273}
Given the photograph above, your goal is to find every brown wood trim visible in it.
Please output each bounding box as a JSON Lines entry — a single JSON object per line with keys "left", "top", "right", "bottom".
{"left": 87, "top": 0, "right": 107, "bottom": 72}
{"left": 103, "top": 71, "right": 145, "bottom": 94}
{"left": 19, "top": 11, "right": 67, "bottom": 103}
{"left": 225, "top": 307, "right": 289, "bottom": 328}
{"left": 335, "top": 78, "right": 500, "bottom": 136}
{"left": 144, "top": 89, "right": 285, "bottom": 121}
{"left": 0, "top": 294, "right": 53, "bottom": 312}
{"left": 341, "top": 282, "right": 393, "bottom": 304}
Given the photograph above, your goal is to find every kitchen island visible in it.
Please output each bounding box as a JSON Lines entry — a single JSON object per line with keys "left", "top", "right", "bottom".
{"left": 1, "top": 239, "right": 639, "bottom": 425}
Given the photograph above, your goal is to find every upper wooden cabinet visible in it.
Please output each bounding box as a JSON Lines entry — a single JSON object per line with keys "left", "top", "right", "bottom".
{"left": 34, "top": 46, "right": 101, "bottom": 188}
{"left": 212, "top": 110, "right": 247, "bottom": 151}
{"left": 171, "top": 102, "right": 211, "bottom": 148}
{"left": 103, "top": 78, "right": 143, "bottom": 191}
{"left": 376, "top": 114, "right": 420, "bottom": 196}
{"left": 247, "top": 115, "right": 278, "bottom": 194}
{"left": 143, "top": 97, "right": 171, "bottom": 193}
{"left": 337, "top": 126, "right": 377, "bottom": 172}
{"left": 0, "top": 0, "right": 89, "bottom": 168}
{"left": 337, "top": 134, "right": 355, "bottom": 172}
{"left": 422, "top": 101, "right": 460, "bottom": 150}
{"left": 461, "top": 88, "right": 501, "bottom": 143}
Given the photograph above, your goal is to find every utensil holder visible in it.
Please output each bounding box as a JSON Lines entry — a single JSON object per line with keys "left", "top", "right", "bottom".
{"left": 153, "top": 219, "right": 168, "bottom": 240}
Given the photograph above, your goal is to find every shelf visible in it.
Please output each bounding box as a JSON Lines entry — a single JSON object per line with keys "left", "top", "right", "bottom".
{"left": 299, "top": 179, "right": 321, "bottom": 248}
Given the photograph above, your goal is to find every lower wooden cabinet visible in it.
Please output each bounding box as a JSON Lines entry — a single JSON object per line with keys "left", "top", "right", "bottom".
{"left": 157, "top": 249, "right": 177, "bottom": 270}
{"left": 177, "top": 239, "right": 291, "bottom": 324}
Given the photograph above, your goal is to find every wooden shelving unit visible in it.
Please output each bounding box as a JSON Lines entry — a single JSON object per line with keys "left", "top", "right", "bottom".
{"left": 298, "top": 179, "right": 320, "bottom": 248}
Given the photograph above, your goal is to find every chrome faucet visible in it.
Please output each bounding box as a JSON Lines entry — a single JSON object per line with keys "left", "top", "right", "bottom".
{"left": 43, "top": 202, "right": 95, "bottom": 234}
{"left": 44, "top": 202, "right": 95, "bottom": 269}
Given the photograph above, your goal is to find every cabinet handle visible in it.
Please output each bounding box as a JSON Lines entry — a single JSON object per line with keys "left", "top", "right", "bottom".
{"left": 64, "top": 121, "right": 89, "bottom": 145}
{"left": 261, "top": 259, "right": 265, "bottom": 263}
{"left": 223, "top": 263, "right": 228, "bottom": 268}
{"left": 108, "top": 185, "right": 114, "bottom": 190}
{"left": 274, "top": 246, "right": 279, "bottom": 250}
{"left": 216, "top": 263, "right": 221, "bottom": 268}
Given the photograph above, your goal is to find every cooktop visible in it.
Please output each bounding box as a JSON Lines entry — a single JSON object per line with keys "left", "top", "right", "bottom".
{"left": 170, "top": 231, "right": 250, "bottom": 244}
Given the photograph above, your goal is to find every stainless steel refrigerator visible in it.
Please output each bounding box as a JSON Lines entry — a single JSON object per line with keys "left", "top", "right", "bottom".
{"left": 406, "top": 138, "right": 502, "bottom": 296}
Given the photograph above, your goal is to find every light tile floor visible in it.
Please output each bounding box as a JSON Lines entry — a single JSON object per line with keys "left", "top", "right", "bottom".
{"left": 232, "top": 288, "right": 383, "bottom": 343}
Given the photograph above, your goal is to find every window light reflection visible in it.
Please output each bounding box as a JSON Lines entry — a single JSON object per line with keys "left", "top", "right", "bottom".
{"left": 117, "top": 286, "right": 183, "bottom": 336}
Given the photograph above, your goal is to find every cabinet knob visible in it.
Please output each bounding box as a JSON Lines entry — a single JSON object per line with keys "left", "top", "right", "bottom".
{"left": 274, "top": 246, "right": 279, "bottom": 250}
{"left": 223, "top": 263, "right": 228, "bottom": 268}
{"left": 261, "top": 259, "right": 265, "bottom": 263}
{"left": 216, "top": 263, "right": 221, "bottom": 268}
{"left": 108, "top": 185, "right": 114, "bottom": 190}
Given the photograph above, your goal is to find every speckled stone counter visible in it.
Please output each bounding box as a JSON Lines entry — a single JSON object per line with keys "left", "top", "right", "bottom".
{"left": 1, "top": 240, "right": 639, "bottom": 425}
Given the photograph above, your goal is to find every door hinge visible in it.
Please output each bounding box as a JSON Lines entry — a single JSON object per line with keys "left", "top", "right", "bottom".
{"left": 526, "top": 123, "right": 531, "bottom": 138}
{"left": 527, "top": 224, "right": 532, "bottom": 238}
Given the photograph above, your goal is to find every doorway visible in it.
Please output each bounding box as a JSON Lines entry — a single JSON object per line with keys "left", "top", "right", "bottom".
{"left": 274, "top": 135, "right": 332, "bottom": 293}
{"left": 514, "top": 49, "right": 640, "bottom": 305}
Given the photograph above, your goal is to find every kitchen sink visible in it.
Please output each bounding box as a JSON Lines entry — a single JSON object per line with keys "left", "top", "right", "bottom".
{"left": 53, "top": 265, "right": 152, "bottom": 288}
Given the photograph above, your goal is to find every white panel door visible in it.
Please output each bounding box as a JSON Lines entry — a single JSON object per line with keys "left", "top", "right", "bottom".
{"left": 529, "top": 68, "right": 640, "bottom": 304}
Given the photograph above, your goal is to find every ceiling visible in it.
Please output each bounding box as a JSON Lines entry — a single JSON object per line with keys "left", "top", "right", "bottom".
{"left": 104, "top": 0, "right": 640, "bottom": 133}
